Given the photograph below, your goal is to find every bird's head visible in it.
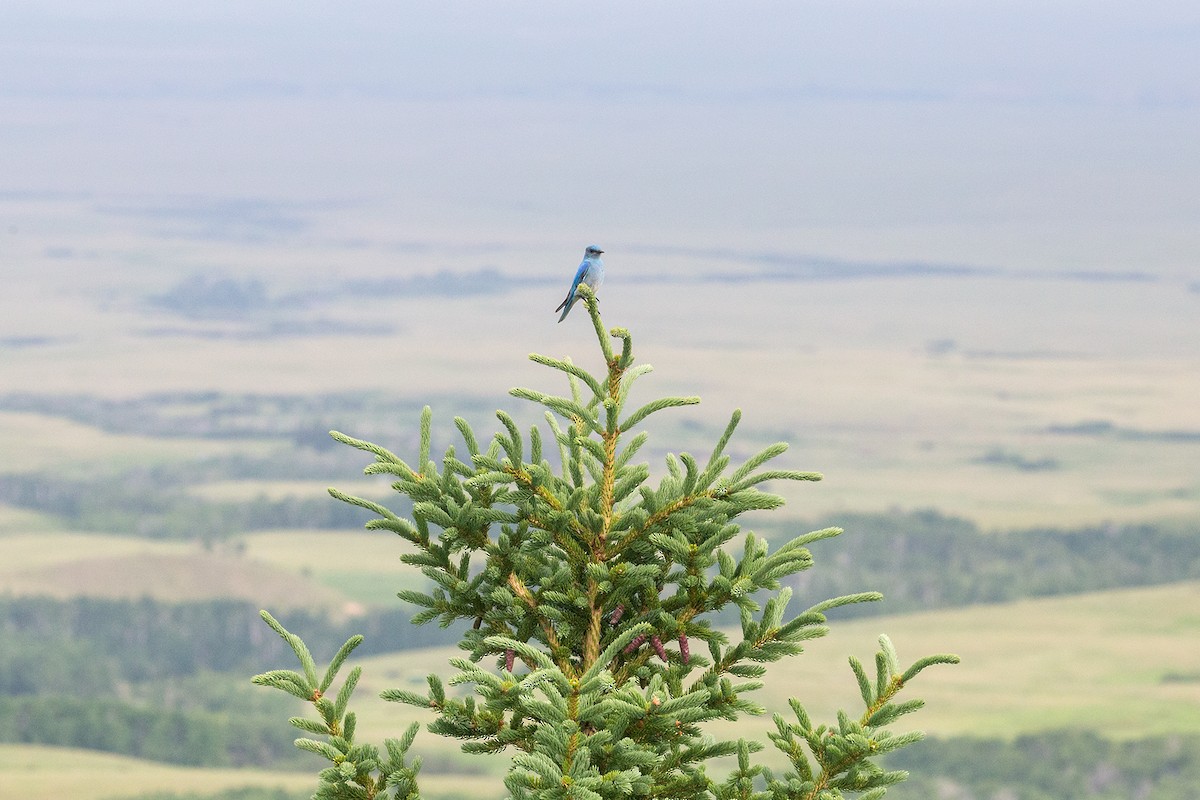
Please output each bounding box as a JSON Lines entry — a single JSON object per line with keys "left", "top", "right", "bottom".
{"left": 585, "top": 245, "right": 604, "bottom": 257}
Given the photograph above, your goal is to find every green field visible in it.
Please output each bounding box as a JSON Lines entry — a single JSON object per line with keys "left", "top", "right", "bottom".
{"left": 0, "top": 529, "right": 422, "bottom": 611}
{"left": 0, "top": 531, "right": 353, "bottom": 611}
{"left": 0, "top": 743, "right": 500, "bottom": 800}
{"left": 241, "top": 529, "right": 427, "bottom": 608}
{"left": 0, "top": 410, "right": 278, "bottom": 475}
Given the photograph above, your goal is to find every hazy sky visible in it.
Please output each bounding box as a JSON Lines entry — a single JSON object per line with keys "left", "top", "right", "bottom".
{"left": 2, "top": 2, "right": 1198, "bottom": 278}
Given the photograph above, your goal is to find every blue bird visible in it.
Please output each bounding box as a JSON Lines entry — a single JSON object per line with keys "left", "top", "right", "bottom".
{"left": 555, "top": 245, "right": 605, "bottom": 323}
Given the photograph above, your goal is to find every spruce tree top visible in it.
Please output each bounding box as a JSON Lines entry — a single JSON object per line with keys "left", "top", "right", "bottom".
{"left": 254, "top": 284, "right": 958, "bottom": 800}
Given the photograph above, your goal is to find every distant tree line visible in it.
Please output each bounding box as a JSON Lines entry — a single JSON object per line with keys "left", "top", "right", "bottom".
{"left": 0, "top": 695, "right": 298, "bottom": 767}
{"left": 887, "top": 730, "right": 1200, "bottom": 800}
{"left": 0, "top": 596, "right": 456, "bottom": 693}
{"left": 5, "top": 462, "right": 1199, "bottom": 607}
{"left": 0, "top": 597, "right": 459, "bottom": 768}
{"left": 0, "top": 471, "right": 388, "bottom": 539}
{"left": 781, "top": 510, "right": 1200, "bottom": 617}
{"left": 148, "top": 274, "right": 272, "bottom": 319}
{"left": 0, "top": 390, "right": 490, "bottom": 445}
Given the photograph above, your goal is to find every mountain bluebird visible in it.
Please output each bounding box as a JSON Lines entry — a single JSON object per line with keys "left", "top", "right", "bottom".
{"left": 555, "top": 245, "right": 605, "bottom": 322}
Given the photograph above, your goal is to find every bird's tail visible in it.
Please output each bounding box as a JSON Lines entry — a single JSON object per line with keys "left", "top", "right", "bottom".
{"left": 555, "top": 292, "right": 573, "bottom": 322}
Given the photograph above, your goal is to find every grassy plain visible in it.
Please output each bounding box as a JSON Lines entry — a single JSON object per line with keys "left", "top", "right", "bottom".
{"left": 240, "top": 529, "right": 425, "bottom": 608}
{"left": 0, "top": 410, "right": 274, "bottom": 475}
{"left": 0, "top": 743, "right": 499, "bottom": 800}
{"left": 0, "top": 529, "right": 420, "bottom": 609}
{"left": 0, "top": 531, "right": 353, "bottom": 611}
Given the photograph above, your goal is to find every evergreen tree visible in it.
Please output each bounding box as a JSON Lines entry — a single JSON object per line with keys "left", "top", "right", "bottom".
{"left": 254, "top": 286, "right": 957, "bottom": 800}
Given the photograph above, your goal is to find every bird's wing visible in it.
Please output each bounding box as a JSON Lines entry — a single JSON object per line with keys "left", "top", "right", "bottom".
{"left": 570, "top": 259, "right": 590, "bottom": 287}
{"left": 554, "top": 260, "right": 589, "bottom": 311}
